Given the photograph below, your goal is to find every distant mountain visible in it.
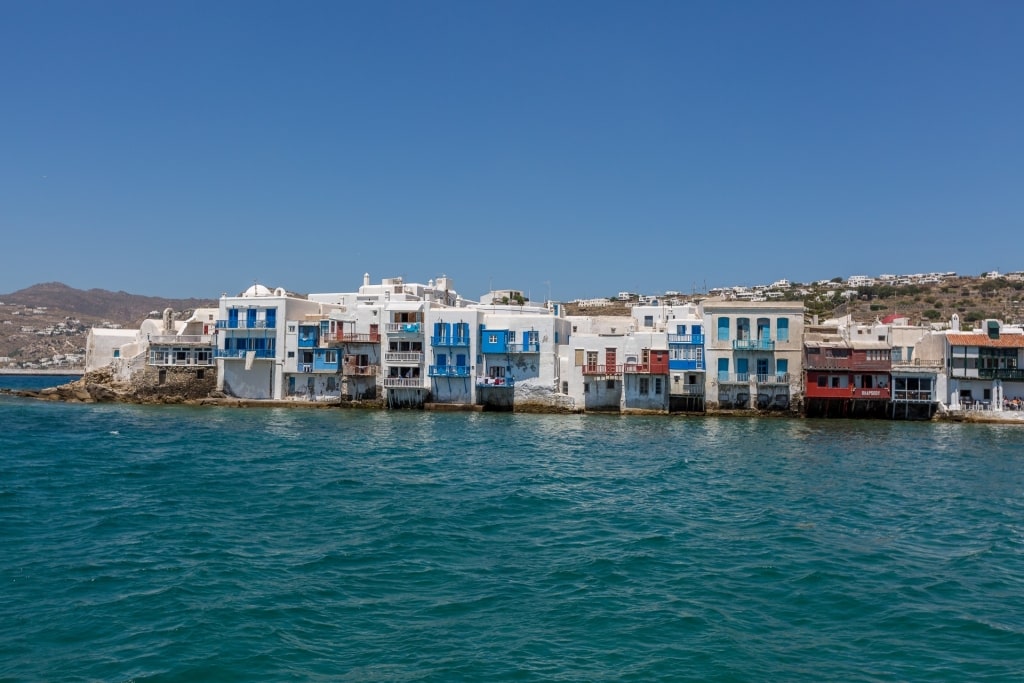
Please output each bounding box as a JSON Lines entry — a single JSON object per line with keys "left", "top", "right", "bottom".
{"left": 0, "top": 282, "right": 217, "bottom": 324}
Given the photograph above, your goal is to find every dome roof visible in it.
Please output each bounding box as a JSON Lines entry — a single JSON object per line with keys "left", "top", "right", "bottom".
{"left": 242, "top": 283, "right": 274, "bottom": 298}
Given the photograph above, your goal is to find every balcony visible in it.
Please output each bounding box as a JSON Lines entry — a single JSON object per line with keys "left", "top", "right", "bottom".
{"left": 623, "top": 363, "right": 669, "bottom": 374}
{"left": 718, "top": 373, "right": 750, "bottom": 384}
{"left": 342, "top": 364, "right": 378, "bottom": 377}
{"left": 148, "top": 353, "right": 215, "bottom": 367}
{"left": 892, "top": 390, "right": 935, "bottom": 403}
{"left": 334, "top": 331, "right": 380, "bottom": 343}
{"left": 215, "top": 320, "right": 275, "bottom": 330}
{"left": 733, "top": 339, "right": 775, "bottom": 351}
{"left": 804, "top": 357, "right": 853, "bottom": 370}
{"left": 978, "top": 368, "right": 1024, "bottom": 380}
{"left": 385, "top": 352, "right": 424, "bottom": 364}
{"left": 674, "top": 384, "right": 705, "bottom": 396}
{"left": 755, "top": 373, "right": 790, "bottom": 385}
{"left": 429, "top": 365, "right": 471, "bottom": 377}
{"left": 507, "top": 341, "right": 540, "bottom": 353}
{"left": 385, "top": 323, "right": 421, "bottom": 334}
{"left": 215, "top": 349, "right": 275, "bottom": 359}
{"left": 477, "top": 377, "right": 514, "bottom": 388}
{"left": 431, "top": 336, "right": 471, "bottom": 347}
{"left": 668, "top": 334, "right": 704, "bottom": 345}
{"left": 383, "top": 377, "right": 425, "bottom": 388}
{"left": 148, "top": 334, "right": 213, "bottom": 345}
{"left": 582, "top": 364, "right": 623, "bottom": 376}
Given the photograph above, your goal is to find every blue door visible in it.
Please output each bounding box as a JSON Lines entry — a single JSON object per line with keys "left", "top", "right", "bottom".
{"left": 246, "top": 308, "right": 257, "bottom": 328}
{"left": 737, "top": 358, "right": 749, "bottom": 377}
{"left": 265, "top": 308, "right": 276, "bottom": 329}
{"left": 228, "top": 308, "right": 239, "bottom": 328}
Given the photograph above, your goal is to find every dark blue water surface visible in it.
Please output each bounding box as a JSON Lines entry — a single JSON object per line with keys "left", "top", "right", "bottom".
{"left": 1, "top": 394, "right": 1022, "bottom": 681}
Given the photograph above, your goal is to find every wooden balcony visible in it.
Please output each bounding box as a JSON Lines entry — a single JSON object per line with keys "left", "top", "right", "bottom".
{"left": 334, "top": 332, "right": 380, "bottom": 343}
{"left": 623, "top": 362, "right": 669, "bottom": 374}
{"left": 582, "top": 364, "right": 623, "bottom": 376}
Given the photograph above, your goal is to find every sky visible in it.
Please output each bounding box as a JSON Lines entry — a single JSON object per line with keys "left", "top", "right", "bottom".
{"left": 2, "top": 1, "right": 1022, "bottom": 302}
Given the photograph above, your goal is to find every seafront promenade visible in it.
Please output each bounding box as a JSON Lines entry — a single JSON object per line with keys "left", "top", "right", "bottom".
{"left": 0, "top": 368, "right": 84, "bottom": 376}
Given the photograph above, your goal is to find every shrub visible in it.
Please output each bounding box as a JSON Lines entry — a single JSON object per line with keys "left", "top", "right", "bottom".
{"left": 922, "top": 309, "right": 942, "bottom": 321}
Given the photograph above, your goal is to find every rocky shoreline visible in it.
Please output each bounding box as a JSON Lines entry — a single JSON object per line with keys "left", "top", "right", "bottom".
{"left": 5, "top": 370, "right": 1024, "bottom": 424}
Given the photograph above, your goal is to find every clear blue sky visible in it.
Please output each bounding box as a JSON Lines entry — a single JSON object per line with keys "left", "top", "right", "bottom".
{"left": 2, "top": 1, "right": 1021, "bottom": 301}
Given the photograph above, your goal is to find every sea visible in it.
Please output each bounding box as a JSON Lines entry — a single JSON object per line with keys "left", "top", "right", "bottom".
{"left": 2, "top": 375, "right": 1023, "bottom": 682}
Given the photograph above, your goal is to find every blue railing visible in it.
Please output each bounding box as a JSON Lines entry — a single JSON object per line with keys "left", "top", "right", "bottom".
{"left": 215, "top": 320, "right": 276, "bottom": 330}
{"left": 215, "top": 349, "right": 275, "bottom": 359}
{"left": 668, "top": 334, "right": 704, "bottom": 345}
{"left": 431, "top": 336, "right": 471, "bottom": 347}
{"left": 732, "top": 339, "right": 774, "bottom": 351}
{"left": 428, "top": 365, "right": 471, "bottom": 377}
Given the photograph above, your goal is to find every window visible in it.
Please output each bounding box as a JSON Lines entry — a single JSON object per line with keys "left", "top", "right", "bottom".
{"left": 777, "top": 318, "right": 789, "bottom": 342}
{"left": 717, "top": 317, "right": 730, "bottom": 341}
{"left": 776, "top": 359, "right": 788, "bottom": 374}
{"left": 606, "top": 379, "right": 615, "bottom": 389}
{"left": 655, "top": 378, "right": 662, "bottom": 394}
{"left": 288, "top": 324, "right": 296, "bottom": 333}
{"left": 817, "top": 375, "right": 827, "bottom": 387}
{"left": 287, "top": 351, "right": 295, "bottom": 358}
{"left": 639, "top": 377, "right": 650, "bottom": 394}
{"left": 158, "top": 369, "right": 166, "bottom": 385}
{"left": 113, "top": 349, "right": 120, "bottom": 358}
{"left": 562, "top": 381, "right": 568, "bottom": 394}
{"left": 327, "top": 377, "right": 337, "bottom": 391}
{"left": 325, "top": 350, "right": 338, "bottom": 364}
{"left": 584, "top": 382, "right": 590, "bottom": 393}
{"left": 575, "top": 349, "right": 584, "bottom": 366}
{"left": 488, "top": 334, "right": 498, "bottom": 344}
{"left": 644, "top": 315, "right": 654, "bottom": 327}
{"left": 508, "top": 331, "right": 516, "bottom": 343}
{"left": 736, "top": 318, "right": 750, "bottom": 341}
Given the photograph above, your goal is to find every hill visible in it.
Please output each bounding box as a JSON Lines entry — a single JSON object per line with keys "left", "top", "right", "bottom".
{"left": 0, "top": 283, "right": 217, "bottom": 368}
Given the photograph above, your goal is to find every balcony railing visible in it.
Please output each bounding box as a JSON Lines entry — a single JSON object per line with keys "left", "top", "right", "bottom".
{"left": 477, "top": 377, "right": 514, "bottom": 388}
{"left": 429, "top": 365, "right": 471, "bottom": 377}
{"left": 507, "top": 342, "right": 540, "bottom": 353}
{"left": 582, "top": 364, "right": 623, "bottom": 376}
{"left": 385, "top": 323, "right": 422, "bottom": 334}
{"left": 149, "top": 355, "right": 215, "bottom": 367}
{"left": 668, "top": 334, "right": 704, "bottom": 345}
{"left": 978, "top": 368, "right": 1024, "bottom": 380}
{"left": 431, "top": 336, "right": 470, "bottom": 347}
{"left": 342, "top": 364, "right": 378, "bottom": 377}
{"left": 385, "top": 352, "right": 424, "bottom": 364}
{"left": 334, "top": 332, "right": 381, "bottom": 343}
{"left": 215, "top": 320, "right": 275, "bottom": 330}
{"left": 383, "top": 377, "right": 425, "bottom": 388}
{"left": 733, "top": 339, "right": 775, "bottom": 351}
{"left": 673, "top": 385, "right": 705, "bottom": 396}
{"left": 891, "top": 359, "right": 944, "bottom": 371}
{"left": 892, "top": 390, "right": 934, "bottom": 402}
{"left": 214, "top": 349, "right": 275, "bottom": 359}
{"left": 755, "top": 373, "right": 790, "bottom": 385}
{"left": 148, "top": 334, "right": 213, "bottom": 345}
{"left": 623, "top": 363, "right": 669, "bottom": 374}
{"left": 718, "top": 373, "right": 750, "bottom": 383}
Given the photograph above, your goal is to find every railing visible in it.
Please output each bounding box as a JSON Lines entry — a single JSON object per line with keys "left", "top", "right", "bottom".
{"left": 623, "top": 363, "right": 669, "bottom": 374}
{"left": 756, "top": 373, "right": 790, "bottom": 385}
{"left": 384, "top": 352, "right": 424, "bottom": 363}
{"left": 385, "top": 323, "right": 421, "bottom": 334}
{"left": 215, "top": 320, "right": 275, "bottom": 330}
{"left": 214, "top": 349, "right": 275, "bottom": 359}
{"left": 430, "top": 336, "right": 470, "bottom": 347}
{"left": 508, "top": 342, "right": 540, "bottom": 353}
{"left": 383, "top": 377, "right": 424, "bottom": 388}
{"left": 673, "top": 385, "right": 705, "bottom": 396}
{"left": 300, "top": 364, "right": 313, "bottom": 373}
{"left": 148, "top": 353, "right": 215, "bottom": 367}
{"left": 733, "top": 339, "right": 775, "bottom": 351}
{"left": 718, "top": 373, "right": 750, "bottom": 383}
{"left": 978, "top": 368, "right": 1024, "bottom": 380}
{"left": 582, "top": 364, "right": 623, "bottom": 376}
{"left": 428, "top": 365, "right": 471, "bottom": 377}
{"left": 334, "top": 332, "right": 381, "bottom": 343}
{"left": 892, "top": 390, "right": 934, "bottom": 402}
{"left": 477, "top": 377, "right": 514, "bottom": 388}
{"left": 803, "top": 357, "right": 854, "bottom": 370}
{"left": 342, "top": 364, "right": 378, "bottom": 376}
{"left": 668, "top": 334, "right": 704, "bottom": 345}
{"left": 148, "top": 334, "right": 213, "bottom": 344}
{"left": 891, "top": 359, "right": 944, "bottom": 371}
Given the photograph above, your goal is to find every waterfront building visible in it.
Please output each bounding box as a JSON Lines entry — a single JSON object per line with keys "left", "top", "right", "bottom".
{"left": 475, "top": 297, "right": 570, "bottom": 411}
{"left": 702, "top": 300, "right": 805, "bottom": 410}
{"left": 561, "top": 315, "right": 670, "bottom": 413}
{"left": 631, "top": 302, "right": 706, "bottom": 412}
{"left": 215, "top": 284, "right": 321, "bottom": 400}
{"left": 941, "top": 315, "right": 1024, "bottom": 411}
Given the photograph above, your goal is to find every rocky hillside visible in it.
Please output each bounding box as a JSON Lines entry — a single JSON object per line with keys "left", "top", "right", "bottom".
{"left": 0, "top": 283, "right": 216, "bottom": 368}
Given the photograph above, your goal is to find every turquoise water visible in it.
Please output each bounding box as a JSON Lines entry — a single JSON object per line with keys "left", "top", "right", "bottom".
{"left": 2, "top": 389, "right": 1023, "bottom": 681}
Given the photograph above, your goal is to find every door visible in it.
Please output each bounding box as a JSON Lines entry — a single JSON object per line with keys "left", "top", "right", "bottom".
{"left": 756, "top": 358, "right": 769, "bottom": 377}
{"left": 605, "top": 348, "right": 617, "bottom": 372}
